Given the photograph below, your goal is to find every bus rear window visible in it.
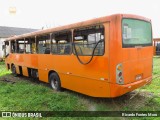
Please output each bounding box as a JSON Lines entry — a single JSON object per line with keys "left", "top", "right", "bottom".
{"left": 122, "top": 19, "right": 152, "bottom": 48}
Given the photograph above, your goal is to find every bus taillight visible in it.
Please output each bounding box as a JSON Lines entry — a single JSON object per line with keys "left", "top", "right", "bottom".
{"left": 116, "top": 63, "right": 124, "bottom": 84}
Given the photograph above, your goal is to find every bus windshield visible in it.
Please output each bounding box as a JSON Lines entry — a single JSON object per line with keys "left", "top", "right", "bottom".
{"left": 122, "top": 18, "right": 152, "bottom": 48}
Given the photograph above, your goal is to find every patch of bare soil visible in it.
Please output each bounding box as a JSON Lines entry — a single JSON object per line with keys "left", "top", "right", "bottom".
{"left": 0, "top": 74, "right": 38, "bottom": 84}
{"left": 109, "top": 90, "right": 157, "bottom": 110}
{"left": 0, "top": 74, "right": 17, "bottom": 83}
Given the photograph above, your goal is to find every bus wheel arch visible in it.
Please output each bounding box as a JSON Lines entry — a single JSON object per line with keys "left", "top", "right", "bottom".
{"left": 48, "top": 71, "right": 62, "bottom": 91}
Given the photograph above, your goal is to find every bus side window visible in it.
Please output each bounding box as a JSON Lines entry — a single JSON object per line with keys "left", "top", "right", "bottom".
{"left": 51, "top": 31, "right": 71, "bottom": 55}
{"left": 14, "top": 40, "right": 22, "bottom": 53}
{"left": 25, "top": 39, "right": 31, "bottom": 54}
{"left": 11, "top": 41, "right": 16, "bottom": 53}
{"left": 73, "top": 25, "right": 104, "bottom": 56}
{"left": 24, "top": 38, "right": 36, "bottom": 54}
{"left": 16, "top": 39, "right": 25, "bottom": 53}
{"left": 28, "top": 37, "right": 36, "bottom": 54}
{"left": 37, "top": 34, "right": 51, "bottom": 54}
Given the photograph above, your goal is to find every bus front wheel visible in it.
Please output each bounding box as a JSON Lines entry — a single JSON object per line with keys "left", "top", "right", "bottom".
{"left": 49, "top": 72, "right": 61, "bottom": 91}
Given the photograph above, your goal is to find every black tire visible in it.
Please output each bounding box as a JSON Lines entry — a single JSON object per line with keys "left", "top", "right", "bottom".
{"left": 11, "top": 64, "right": 17, "bottom": 75}
{"left": 49, "top": 72, "right": 61, "bottom": 91}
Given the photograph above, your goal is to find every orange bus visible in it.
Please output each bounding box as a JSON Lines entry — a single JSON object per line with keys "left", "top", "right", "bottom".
{"left": 4, "top": 14, "right": 153, "bottom": 98}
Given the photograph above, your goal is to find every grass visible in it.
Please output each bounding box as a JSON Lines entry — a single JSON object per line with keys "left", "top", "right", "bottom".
{"left": 0, "top": 77, "right": 86, "bottom": 112}
{"left": 0, "top": 57, "right": 160, "bottom": 120}
{"left": 0, "top": 62, "right": 10, "bottom": 76}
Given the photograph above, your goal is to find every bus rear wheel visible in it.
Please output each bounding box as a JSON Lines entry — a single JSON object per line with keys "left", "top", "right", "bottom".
{"left": 49, "top": 72, "right": 61, "bottom": 91}
{"left": 11, "top": 64, "right": 17, "bottom": 75}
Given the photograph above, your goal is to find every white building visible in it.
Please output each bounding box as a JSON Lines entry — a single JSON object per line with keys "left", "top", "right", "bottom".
{"left": 0, "top": 26, "right": 38, "bottom": 58}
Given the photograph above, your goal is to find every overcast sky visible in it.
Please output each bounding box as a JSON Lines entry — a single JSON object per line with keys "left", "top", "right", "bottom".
{"left": 0, "top": 0, "right": 160, "bottom": 38}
